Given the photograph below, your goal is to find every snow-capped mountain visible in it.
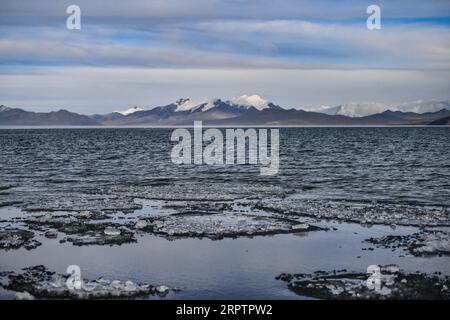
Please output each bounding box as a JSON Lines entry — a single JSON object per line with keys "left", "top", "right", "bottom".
{"left": 2, "top": 96, "right": 449, "bottom": 126}
{"left": 89, "top": 95, "right": 281, "bottom": 125}
{"left": 228, "top": 94, "right": 271, "bottom": 111}
{"left": 91, "top": 96, "right": 448, "bottom": 125}
{"left": 172, "top": 95, "right": 274, "bottom": 113}
{"left": 395, "top": 100, "right": 450, "bottom": 114}
{"left": 304, "top": 100, "right": 450, "bottom": 117}
{"left": 0, "top": 105, "right": 11, "bottom": 112}
{"left": 174, "top": 98, "right": 222, "bottom": 112}
{"left": 305, "top": 102, "right": 389, "bottom": 117}
{"left": 115, "top": 106, "right": 143, "bottom": 115}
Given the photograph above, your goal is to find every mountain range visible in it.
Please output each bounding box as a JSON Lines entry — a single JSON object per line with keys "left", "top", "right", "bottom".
{"left": 1, "top": 95, "right": 449, "bottom": 126}
{"left": 0, "top": 105, "right": 98, "bottom": 126}
{"left": 304, "top": 100, "right": 450, "bottom": 117}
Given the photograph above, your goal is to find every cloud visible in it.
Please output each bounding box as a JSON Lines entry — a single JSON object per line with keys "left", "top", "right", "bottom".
{"left": 1, "top": 66, "right": 449, "bottom": 114}
{"left": 185, "top": 19, "right": 450, "bottom": 68}
{"left": 0, "top": 0, "right": 449, "bottom": 111}
{"left": 2, "top": 0, "right": 449, "bottom": 23}
{"left": 2, "top": 1, "right": 449, "bottom": 69}
{"left": 0, "top": 31, "right": 306, "bottom": 69}
{"left": 1, "top": 19, "right": 449, "bottom": 69}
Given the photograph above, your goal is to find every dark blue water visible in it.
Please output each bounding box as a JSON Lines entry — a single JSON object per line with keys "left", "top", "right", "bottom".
{"left": 0, "top": 127, "right": 449, "bottom": 207}
{"left": 1, "top": 127, "right": 450, "bottom": 299}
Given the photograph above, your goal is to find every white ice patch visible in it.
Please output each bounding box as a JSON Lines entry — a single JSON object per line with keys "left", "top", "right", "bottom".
{"left": 414, "top": 233, "right": 450, "bottom": 255}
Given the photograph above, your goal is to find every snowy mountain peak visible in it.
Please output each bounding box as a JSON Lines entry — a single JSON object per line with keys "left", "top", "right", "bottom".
{"left": 0, "top": 105, "right": 11, "bottom": 112}
{"left": 175, "top": 98, "right": 191, "bottom": 106}
{"left": 335, "top": 102, "right": 388, "bottom": 117}
{"left": 174, "top": 98, "right": 220, "bottom": 112}
{"left": 304, "top": 100, "right": 450, "bottom": 117}
{"left": 171, "top": 95, "right": 274, "bottom": 112}
{"left": 229, "top": 94, "right": 270, "bottom": 111}
{"left": 115, "top": 106, "right": 143, "bottom": 115}
{"left": 304, "top": 102, "right": 390, "bottom": 117}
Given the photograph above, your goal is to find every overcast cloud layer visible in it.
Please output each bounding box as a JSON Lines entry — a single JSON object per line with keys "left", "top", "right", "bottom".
{"left": 0, "top": 0, "right": 449, "bottom": 114}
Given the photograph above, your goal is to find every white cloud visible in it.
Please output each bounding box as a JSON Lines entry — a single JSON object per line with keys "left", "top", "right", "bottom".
{"left": 1, "top": 1, "right": 449, "bottom": 112}
{"left": 1, "top": 20, "right": 449, "bottom": 70}
{"left": 2, "top": 0, "right": 449, "bottom": 21}
{"left": 1, "top": 67, "right": 448, "bottom": 114}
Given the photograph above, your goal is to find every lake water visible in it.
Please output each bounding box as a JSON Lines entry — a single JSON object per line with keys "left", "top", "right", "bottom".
{"left": 1, "top": 127, "right": 449, "bottom": 206}
{"left": 0, "top": 127, "right": 449, "bottom": 299}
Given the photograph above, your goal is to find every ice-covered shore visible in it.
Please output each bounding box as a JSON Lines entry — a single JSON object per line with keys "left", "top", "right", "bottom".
{"left": 255, "top": 198, "right": 450, "bottom": 227}
{"left": 3, "top": 182, "right": 448, "bottom": 229}
{"left": 0, "top": 266, "right": 174, "bottom": 299}
{"left": 1, "top": 182, "right": 449, "bottom": 300}
{"left": 0, "top": 228, "right": 41, "bottom": 250}
{"left": 366, "top": 229, "right": 450, "bottom": 256}
{"left": 131, "top": 212, "right": 322, "bottom": 240}
{"left": 276, "top": 265, "right": 450, "bottom": 299}
{"left": 0, "top": 182, "right": 448, "bottom": 249}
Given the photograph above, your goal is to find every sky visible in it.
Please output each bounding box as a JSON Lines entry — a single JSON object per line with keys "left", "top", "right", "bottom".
{"left": 0, "top": 0, "right": 449, "bottom": 114}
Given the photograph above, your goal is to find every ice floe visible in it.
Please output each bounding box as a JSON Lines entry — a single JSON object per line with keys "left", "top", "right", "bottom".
{"left": 255, "top": 198, "right": 450, "bottom": 227}
{"left": 132, "top": 213, "right": 322, "bottom": 240}
{"left": 276, "top": 265, "right": 450, "bottom": 299}
{"left": 0, "top": 228, "right": 41, "bottom": 250}
{"left": 0, "top": 266, "right": 173, "bottom": 299}
{"left": 366, "top": 229, "right": 450, "bottom": 256}
{"left": 24, "top": 213, "right": 135, "bottom": 246}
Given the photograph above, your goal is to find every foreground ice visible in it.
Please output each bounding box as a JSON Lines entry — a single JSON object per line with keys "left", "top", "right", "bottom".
{"left": 24, "top": 213, "right": 135, "bottom": 246}
{"left": 3, "top": 182, "right": 448, "bottom": 229}
{"left": 276, "top": 265, "right": 450, "bottom": 299}
{"left": 22, "top": 194, "right": 142, "bottom": 213}
{"left": 1, "top": 183, "right": 288, "bottom": 213}
{"left": 366, "top": 229, "right": 450, "bottom": 256}
{"left": 0, "top": 228, "right": 41, "bottom": 250}
{"left": 119, "top": 183, "right": 289, "bottom": 202}
{"left": 255, "top": 198, "right": 450, "bottom": 227}
{"left": 132, "top": 212, "right": 321, "bottom": 240}
{"left": 0, "top": 266, "right": 174, "bottom": 299}
{"left": 1, "top": 182, "right": 448, "bottom": 249}
{"left": 414, "top": 232, "right": 450, "bottom": 255}
{"left": 16, "top": 198, "right": 324, "bottom": 244}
